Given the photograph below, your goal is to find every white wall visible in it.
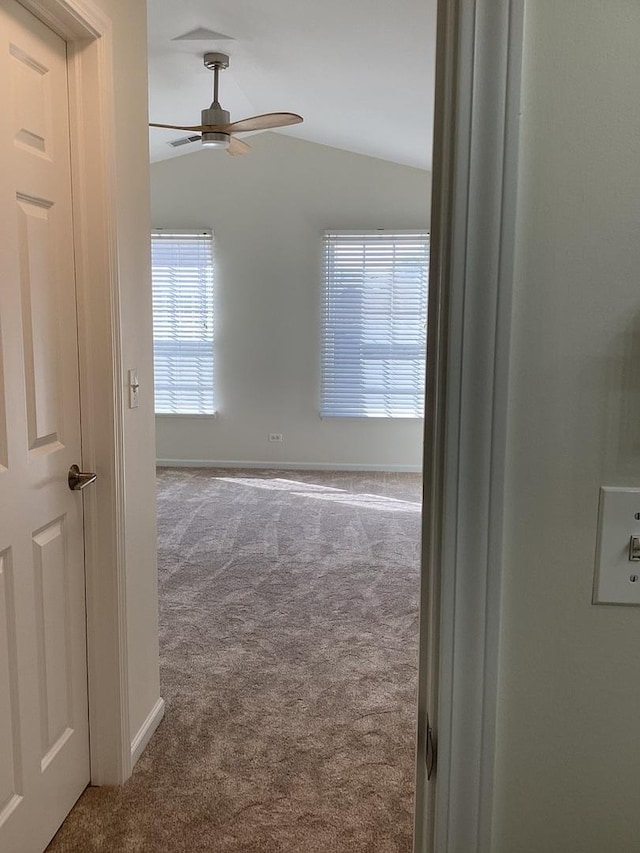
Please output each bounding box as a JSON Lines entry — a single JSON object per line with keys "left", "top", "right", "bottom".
{"left": 92, "top": 0, "right": 160, "bottom": 754}
{"left": 493, "top": 3, "right": 640, "bottom": 851}
{"left": 151, "top": 133, "right": 431, "bottom": 470}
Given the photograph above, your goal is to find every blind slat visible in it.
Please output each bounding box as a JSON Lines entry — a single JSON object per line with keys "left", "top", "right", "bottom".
{"left": 321, "top": 231, "right": 429, "bottom": 418}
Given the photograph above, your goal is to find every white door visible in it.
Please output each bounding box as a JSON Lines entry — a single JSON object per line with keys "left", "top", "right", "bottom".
{"left": 0, "top": 1, "right": 91, "bottom": 850}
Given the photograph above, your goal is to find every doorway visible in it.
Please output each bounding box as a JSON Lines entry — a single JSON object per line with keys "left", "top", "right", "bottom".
{"left": 2, "top": 3, "right": 528, "bottom": 849}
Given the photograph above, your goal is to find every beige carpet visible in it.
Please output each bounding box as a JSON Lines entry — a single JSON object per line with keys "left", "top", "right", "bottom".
{"left": 47, "top": 468, "right": 422, "bottom": 852}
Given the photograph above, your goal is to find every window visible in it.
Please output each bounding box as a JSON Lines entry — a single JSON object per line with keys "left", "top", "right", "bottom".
{"left": 321, "top": 231, "right": 429, "bottom": 418}
{"left": 151, "top": 230, "right": 215, "bottom": 415}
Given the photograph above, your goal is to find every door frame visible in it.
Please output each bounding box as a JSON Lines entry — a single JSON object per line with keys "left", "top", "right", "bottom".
{"left": 10, "top": 0, "right": 528, "bottom": 824}
{"left": 16, "top": 0, "right": 131, "bottom": 785}
{"left": 415, "top": 1, "right": 525, "bottom": 851}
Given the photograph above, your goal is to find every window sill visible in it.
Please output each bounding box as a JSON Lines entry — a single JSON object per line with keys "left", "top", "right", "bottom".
{"left": 155, "top": 412, "right": 218, "bottom": 419}
{"left": 319, "top": 414, "right": 424, "bottom": 421}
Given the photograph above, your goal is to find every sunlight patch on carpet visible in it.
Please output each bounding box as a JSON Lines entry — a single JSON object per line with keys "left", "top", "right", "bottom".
{"left": 216, "top": 476, "right": 422, "bottom": 513}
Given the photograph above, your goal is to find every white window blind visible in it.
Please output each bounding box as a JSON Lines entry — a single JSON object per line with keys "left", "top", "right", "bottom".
{"left": 321, "top": 231, "right": 429, "bottom": 418}
{"left": 151, "top": 230, "right": 215, "bottom": 415}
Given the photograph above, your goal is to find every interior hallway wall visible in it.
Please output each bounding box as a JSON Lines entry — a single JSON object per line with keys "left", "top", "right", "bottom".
{"left": 493, "top": 3, "right": 640, "bottom": 851}
{"left": 151, "top": 132, "right": 431, "bottom": 470}
{"left": 90, "top": 0, "right": 160, "bottom": 756}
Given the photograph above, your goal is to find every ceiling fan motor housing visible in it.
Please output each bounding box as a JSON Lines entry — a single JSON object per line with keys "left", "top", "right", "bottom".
{"left": 201, "top": 104, "right": 230, "bottom": 146}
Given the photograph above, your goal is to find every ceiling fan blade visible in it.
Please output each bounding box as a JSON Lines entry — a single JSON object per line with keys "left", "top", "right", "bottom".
{"left": 226, "top": 137, "right": 251, "bottom": 156}
{"left": 227, "top": 112, "right": 303, "bottom": 133}
{"left": 149, "top": 122, "right": 204, "bottom": 132}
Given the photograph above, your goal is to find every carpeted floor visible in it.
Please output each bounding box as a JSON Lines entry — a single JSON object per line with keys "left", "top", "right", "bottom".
{"left": 47, "top": 468, "right": 422, "bottom": 853}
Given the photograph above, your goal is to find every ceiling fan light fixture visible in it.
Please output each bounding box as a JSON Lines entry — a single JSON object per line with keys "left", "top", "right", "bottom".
{"left": 201, "top": 131, "right": 230, "bottom": 149}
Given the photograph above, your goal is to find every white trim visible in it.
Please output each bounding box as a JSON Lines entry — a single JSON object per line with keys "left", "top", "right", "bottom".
{"left": 319, "top": 416, "right": 424, "bottom": 422}
{"left": 130, "top": 698, "right": 165, "bottom": 768}
{"left": 323, "top": 229, "right": 431, "bottom": 236}
{"left": 157, "top": 459, "right": 422, "bottom": 473}
{"left": 155, "top": 412, "right": 218, "bottom": 419}
{"left": 414, "top": 1, "right": 524, "bottom": 852}
{"left": 152, "top": 228, "right": 212, "bottom": 236}
{"left": 16, "top": 0, "right": 102, "bottom": 38}
{"left": 19, "top": 0, "right": 131, "bottom": 785}
{"left": 413, "top": 1, "right": 459, "bottom": 846}
{"left": 476, "top": 4, "right": 524, "bottom": 849}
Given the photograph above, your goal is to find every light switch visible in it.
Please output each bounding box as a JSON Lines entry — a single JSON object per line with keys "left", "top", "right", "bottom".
{"left": 128, "top": 369, "right": 140, "bottom": 409}
{"left": 593, "top": 487, "right": 640, "bottom": 605}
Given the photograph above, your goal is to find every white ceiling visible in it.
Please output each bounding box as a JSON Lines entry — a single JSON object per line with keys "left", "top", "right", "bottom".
{"left": 147, "top": 0, "right": 436, "bottom": 170}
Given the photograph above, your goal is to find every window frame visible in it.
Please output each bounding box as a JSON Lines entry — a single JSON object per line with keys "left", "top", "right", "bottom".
{"left": 320, "top": 229, "right": 430, "bottom": 420}
{"left": 151, "top": 228, "right": 216, "bottom": 417}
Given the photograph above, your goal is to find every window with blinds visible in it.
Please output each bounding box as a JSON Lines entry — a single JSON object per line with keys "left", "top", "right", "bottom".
{"left": 321, "top": 231, "right": 429, "bottom": 418}
{"left": 151, "top": 230, "right": 215, "bottom": 415}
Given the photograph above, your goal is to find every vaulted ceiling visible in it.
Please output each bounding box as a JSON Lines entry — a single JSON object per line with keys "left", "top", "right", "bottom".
{"left": 147, "top": 0, "right": 436, "bottom": 170}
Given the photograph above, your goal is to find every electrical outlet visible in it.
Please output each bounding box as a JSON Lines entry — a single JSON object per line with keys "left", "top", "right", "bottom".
{"left": 268, "top": 433, "right": 283, "bottom": 443}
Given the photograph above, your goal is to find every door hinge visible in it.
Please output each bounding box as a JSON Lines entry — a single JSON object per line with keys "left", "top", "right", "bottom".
{"left": 426, "top": 714, "right": 436, "bottom": 780}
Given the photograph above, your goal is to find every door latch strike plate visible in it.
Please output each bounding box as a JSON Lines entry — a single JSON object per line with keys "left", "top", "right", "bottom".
{"left": 426, "top": 714, "right": 436, "bottom": 781}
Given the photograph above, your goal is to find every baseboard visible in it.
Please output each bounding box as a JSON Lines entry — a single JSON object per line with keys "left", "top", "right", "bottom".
{"left": 130, "top": 697, "right": 165, "bottom": 767}
{"left": 156, "top": 458, "right": 422, "bottom": 473}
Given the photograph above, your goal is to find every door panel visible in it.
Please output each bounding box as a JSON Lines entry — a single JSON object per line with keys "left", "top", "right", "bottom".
{"left": 0, "top": 548, "right": 22, "bottom": 825}
{"left": 0, "top": 0, "right": 90, "bottom": 850}
{"left": 33, "top": 517, "right": 73, "bottom": 767}
{"left": 10, "top": 39, "right": 52, "bottom": 157}
{"left": 0, "top": 342, "right": 7, "bottom": 469}
{"left": 17, "top": 196, "right": 63, "bottom": 452}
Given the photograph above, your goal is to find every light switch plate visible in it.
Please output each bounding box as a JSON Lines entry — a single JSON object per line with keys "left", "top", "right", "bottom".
{"left": 128, "top": 368, "right": 139, "bottom": 409}
{"left": 593, "top": 487, "right": 640, "bottom": 605}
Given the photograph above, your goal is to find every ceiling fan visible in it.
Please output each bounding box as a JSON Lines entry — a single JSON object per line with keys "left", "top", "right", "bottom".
{"left": 149, "top": 52, "right": 303, "bottom": 156}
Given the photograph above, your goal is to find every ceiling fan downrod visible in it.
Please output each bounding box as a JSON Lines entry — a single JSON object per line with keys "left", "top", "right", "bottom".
{"left": 201, "top": 52, "right": 231, "bottom": 147}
